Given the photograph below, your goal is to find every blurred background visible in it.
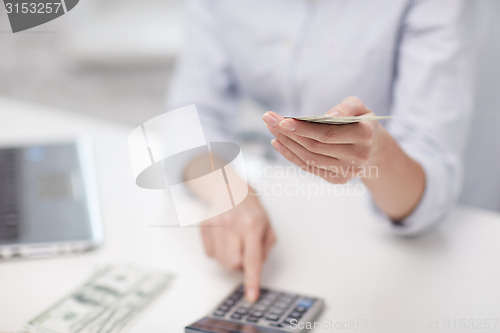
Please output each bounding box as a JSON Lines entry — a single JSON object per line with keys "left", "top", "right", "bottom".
{"left": 1, "top": 0, "right": 499, "bottom": 137}
{"left": 0, "top": 0, "right": 185, "bottom": 125}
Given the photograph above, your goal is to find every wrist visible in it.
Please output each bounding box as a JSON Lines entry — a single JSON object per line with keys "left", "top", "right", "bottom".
{"left": 361, "top": 127, "right": 426, "bottom": 220}
{"left": 364, "top": 124, "right": 391, "bottom": 181}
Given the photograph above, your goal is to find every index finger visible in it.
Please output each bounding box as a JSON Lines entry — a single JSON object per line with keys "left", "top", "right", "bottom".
{"left": 243, "top": 227, "right": 264, "bottom": 303}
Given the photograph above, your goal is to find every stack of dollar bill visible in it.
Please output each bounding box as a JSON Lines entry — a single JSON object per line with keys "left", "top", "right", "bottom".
{"left": 291, "top": 115, "right": 393, "bottom": 125}
{"left": 28, "top": 265, "right": 174, "bottom": 333}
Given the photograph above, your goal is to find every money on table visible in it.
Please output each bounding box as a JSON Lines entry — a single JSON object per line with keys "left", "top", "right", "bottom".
{"left": 28, "top": 264, "right": 174, "bottom": 333}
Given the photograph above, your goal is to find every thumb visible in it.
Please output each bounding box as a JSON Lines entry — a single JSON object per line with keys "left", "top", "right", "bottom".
{"left": 326, "top": 96, "right": 369, "bottom": 117}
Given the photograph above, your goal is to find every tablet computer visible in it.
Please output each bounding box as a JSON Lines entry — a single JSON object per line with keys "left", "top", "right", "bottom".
{"left": 0, "top": 141, "right": 102, "bottom": 260}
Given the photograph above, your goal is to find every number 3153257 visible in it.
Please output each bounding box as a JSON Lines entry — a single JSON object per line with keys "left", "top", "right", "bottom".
{"left": 5, "top": 2, "right": 63, "bottom": 14}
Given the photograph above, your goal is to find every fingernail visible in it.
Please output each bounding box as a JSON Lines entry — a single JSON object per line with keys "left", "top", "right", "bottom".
{"left": 279, "top": 120, "right": 296, "bottom": 131}
{"left": 246, "top": 287, "right": 258, "bottom": 303}
{"left": 263, "top": 114, "right": 278, "bottom": 127}
{"left": 271, "top": 139, "right": 283, "bottom": 152}
{"left": 326, "top": 110, "right": 340, "bottom": 116}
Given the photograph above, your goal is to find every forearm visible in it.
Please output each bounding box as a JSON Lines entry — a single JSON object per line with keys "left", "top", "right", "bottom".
{"left": 363, "top": 128, "right": 426, "bottom": 222}
{"left": 184, "top": 153, "right": 249, "bottom": 207}
{"left": 184, "top": 154, "right": 224, "bottom": 204}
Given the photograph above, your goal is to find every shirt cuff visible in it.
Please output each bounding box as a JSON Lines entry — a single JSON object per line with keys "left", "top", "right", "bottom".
{"left": 368, "top": 152, "right": 460, "bottom": 236}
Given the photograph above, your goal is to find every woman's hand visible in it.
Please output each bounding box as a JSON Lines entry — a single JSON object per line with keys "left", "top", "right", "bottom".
{"left": 201, "top": 189, "right": 276, "bottom": 303}
{"left": 184, "top": 156, "right": 276, "bottom": 302}
{"left": 263, "top": 96, "right": 387, "bottom": 184}
{"left": 263, "top": 96, "right": 425, "bottom": 221}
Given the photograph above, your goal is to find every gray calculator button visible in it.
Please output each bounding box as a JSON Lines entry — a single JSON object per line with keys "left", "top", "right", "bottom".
{"left": 230, "top": 293, "right": 243, "bottom": 301}
{"left": 236, "top": 307, "right": 249, "bottom": 315}
{"left": 281, "top": 294, "right": 294, "bottom": 301}
{"left": 270, "top": 308, "right": 284, "bottom": 316}
{"left": 275, "top": 303, "right": 289, "bottom": 310}
{"left": 266, "top": 314, "right": 280, "bottom": 321}
{"left": 254, "top": 304, "right": 267, "bottom": 311}
{"left": 251, "top": 311, "right": 263, "bottom": 318}
{"left": 240, "top": 300, "right": 252, "bottom": 307}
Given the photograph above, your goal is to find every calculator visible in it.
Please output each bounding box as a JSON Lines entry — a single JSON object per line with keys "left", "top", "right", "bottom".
{"left": 185, "top": 284, "right": 324, "bottom": 333}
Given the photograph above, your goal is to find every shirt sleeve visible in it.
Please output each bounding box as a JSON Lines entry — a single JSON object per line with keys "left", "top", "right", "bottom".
{"left": 167, "top": 0, "right": 240, "bottom": 143}
{"left": 374, "top": 0, "right": 475, "bottom": 235}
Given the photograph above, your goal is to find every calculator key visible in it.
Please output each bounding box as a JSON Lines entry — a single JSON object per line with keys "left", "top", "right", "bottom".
{"left": 259, "top": 300, "right": 273, "bottom": 307}
{"left": 280, "top": 294, "right": 295, "bottom": 301}
{"left": 251, "top": 311, "right": 263, "bottom": 318}
{"left": 273, "top": 307, "right": 287, "bottom": 314}
{"left": 236, "top": 307, "right": 249, "bottom": 315}
{"left": 213, "top": 310, "right": 226, "bottom": 317}
{"left": 218, "top": 305, "right": 230, "bottom": 312}
{"left": 266, "top": 291, "right": 278, "bottom": 298}
{"left": 253, "top": 304, "right": 267, "bottom": 312}
{"left": 297, "top": 298, "right": 314, "bottom": 308}
{"left": 283, "top": 317, "right": 296, "bottom": 324}
{"left": 246, "top": 316, "right": 259, "bottom": 323}
{"left": 269, "top": 308, "right": 284, "bottom": 316}
{"left": 239, "top": 300, "right": 252, "bottom": 308}
{"left": 224, "top": 299, "right": 235, "bottom": 306}
{"left": 231, "top": 313, "right": 243, "bottom": 320}
{"left": 230, "top": 293, "right": 243, "bottom": 301}
{"left": 266, "top": 314, "right": 280, "bottom": 321}
{"left": 295, "top": 306, "right": 307, "bottom": 313}
{"left": 289, "top": 311, "right": 302, "bottom": 319}
{"left": 275, "top": 301, "right": 290, "bottom": 309}
{"left": 270, "top": 323, "right": 284, "bottom": 328}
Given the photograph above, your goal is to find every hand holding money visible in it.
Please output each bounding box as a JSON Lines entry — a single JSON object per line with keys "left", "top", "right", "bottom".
{"left": 263, "top": 96, "right": 389, "bottom": 184}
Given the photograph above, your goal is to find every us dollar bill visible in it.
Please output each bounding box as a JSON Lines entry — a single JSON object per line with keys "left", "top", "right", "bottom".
{"left": 292, "top": 115, "right": 393, "bottom": 125}
{"left": 28, "top": 265, "right": 174, "bottom": 333}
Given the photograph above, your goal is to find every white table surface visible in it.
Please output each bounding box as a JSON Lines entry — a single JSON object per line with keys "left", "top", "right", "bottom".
{"left": 1, "top": 97, "right": 500, "bottom": 333}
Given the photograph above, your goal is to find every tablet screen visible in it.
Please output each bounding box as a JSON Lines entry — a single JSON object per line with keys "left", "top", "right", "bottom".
{"left": 0, "top": 143, "right": 101, "bottom": 248}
